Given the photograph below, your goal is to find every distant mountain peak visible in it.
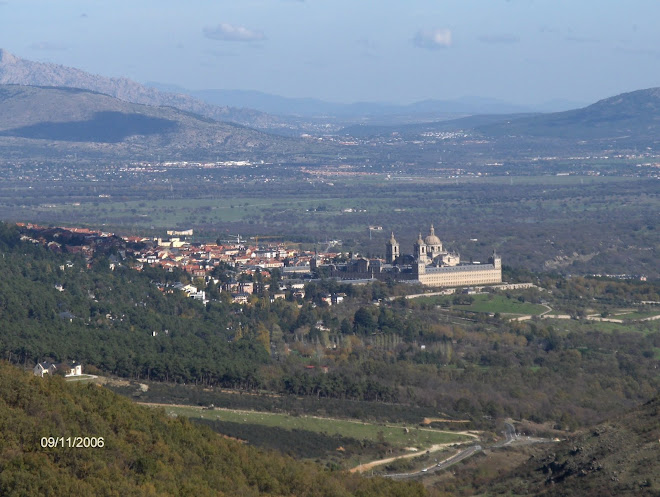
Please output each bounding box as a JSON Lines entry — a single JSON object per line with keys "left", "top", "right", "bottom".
{"left": 0, "top": 84, "right": 295, "bottom": 158}
{"left": 477, "top": 85, "right": 660, "bottom": 142}
{"left": 0, "top": 49, "right": 18, "bottom": 64}
{"left": 0, "top": 49, "right": 272, "bottom": 128}
{"left": 597, "top": 86, "right": 660, "bottom": 106}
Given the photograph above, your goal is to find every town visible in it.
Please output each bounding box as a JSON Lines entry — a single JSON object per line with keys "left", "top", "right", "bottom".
{"left": 16, "top": 221, "right": 512, "bottom": 307}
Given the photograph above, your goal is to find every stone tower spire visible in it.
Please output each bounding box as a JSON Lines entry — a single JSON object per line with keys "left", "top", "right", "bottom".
{"left": 414, "top": 231, "right": 427, "bottom": 263}
{"left": 385, "top": 231, "right": 400, "bottom": 264}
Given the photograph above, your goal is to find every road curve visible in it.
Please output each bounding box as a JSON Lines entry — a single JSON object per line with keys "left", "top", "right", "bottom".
{"left": 384, "top": 421, "right": 520, "bottom": 479}
{"left": 385, "top": 444, "right": 483, "bottom": 479}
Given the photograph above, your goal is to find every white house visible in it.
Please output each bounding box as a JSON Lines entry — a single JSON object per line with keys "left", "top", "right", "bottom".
{"left": 64, "top": 362, "right": 83, "bottom": 377}
{"left": 33, "top": 362, "right": 56, "bottom": 377}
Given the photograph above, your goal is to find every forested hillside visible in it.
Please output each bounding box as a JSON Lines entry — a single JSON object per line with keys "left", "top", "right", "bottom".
{"left": 0, "top": 223, "right": 268, "bottom": 388}
{"left": 1, "top": 221, "right": 659, "bottom": 430}
{"left": 0, "top": 363, "right": 426, "bottom": 496}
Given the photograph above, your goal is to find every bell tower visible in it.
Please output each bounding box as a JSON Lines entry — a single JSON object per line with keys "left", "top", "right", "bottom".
{"left": 489, "top": 250, "right": 501, "bottom": 269}
{"left": 415, "top": 258, "right": 426, "bottom": 276}
{"left": 414, "top": 232, "right": 428, "bottom": 264}
{"left": 385, "top": 232, "right": 399, "bottom": 264}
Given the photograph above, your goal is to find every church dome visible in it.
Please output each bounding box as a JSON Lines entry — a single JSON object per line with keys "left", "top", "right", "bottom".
{"left": 424, "top": 225, "right": 442, "bottom": 246}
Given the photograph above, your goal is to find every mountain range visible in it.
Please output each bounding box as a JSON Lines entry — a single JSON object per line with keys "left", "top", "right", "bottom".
{"left": 477, "top": 87, "right": 660, "bottom": 143}
{"left": 0, "top": 49, "right": 582, "bottom": 129}
{"left": 147, "top": 83, "right": 576, "bottom": 118}
{"left": 0, "top": 84, "right": 306, "bottom": 159}
{"left": 3, "top": 48, "right": 660, "bottom": 153}
{"left": 0, "top": 49, "right": 280, "bottom": 130}
{"left": 339, "top": 87, "right": 660, "bottom": 147}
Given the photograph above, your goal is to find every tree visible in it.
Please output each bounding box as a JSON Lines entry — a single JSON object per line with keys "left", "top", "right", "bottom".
{"left": 353, "top": 307, "right": 377, "bottom": 335}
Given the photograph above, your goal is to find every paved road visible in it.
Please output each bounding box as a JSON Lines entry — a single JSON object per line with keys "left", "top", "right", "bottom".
{"left": 379, "top": 420, "right": 560, "bottom": 480}
{"left": 433, "top": 444, "right": 482, "bottom": 471}
{"left": 384, "top": 421, "right": 522, "bottom": 479}
{"left": 386, "top": 444, "right": 483, "bottom": 479}
{"left": 498, "top": 422, "right": 518, "bottom": 446}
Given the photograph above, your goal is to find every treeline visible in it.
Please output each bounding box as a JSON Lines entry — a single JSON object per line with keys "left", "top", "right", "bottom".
{"left": 0, "top": 362, "right": 427, "bottom": 497}
{"left": 111, "top": 381, "right": 446, "bottom": 425}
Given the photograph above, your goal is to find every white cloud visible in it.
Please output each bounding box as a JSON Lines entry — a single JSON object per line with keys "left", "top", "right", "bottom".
{"left": 203, "top": 23, "right": 265, "bottom": 42}
{"left": 413, "top": 28, "right": 452, "bottom": 50}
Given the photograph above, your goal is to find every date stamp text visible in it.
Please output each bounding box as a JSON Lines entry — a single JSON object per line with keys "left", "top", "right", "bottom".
{"left": 40, "top": 436, "right": 105, "bottom": 448}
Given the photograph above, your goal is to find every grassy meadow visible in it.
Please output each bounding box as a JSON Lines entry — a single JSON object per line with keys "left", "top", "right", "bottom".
{"left": 158, "top": 405, "right": 471, "bottom": 448}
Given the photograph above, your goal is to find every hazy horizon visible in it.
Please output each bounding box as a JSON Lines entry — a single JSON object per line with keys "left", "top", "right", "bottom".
{"left": 1, "top": 1, "right": 659, "bottom": 107}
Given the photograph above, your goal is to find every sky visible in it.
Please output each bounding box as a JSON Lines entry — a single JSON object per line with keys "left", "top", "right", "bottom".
{"left": 2, "top": 0, "right": 660, "bottom": 106}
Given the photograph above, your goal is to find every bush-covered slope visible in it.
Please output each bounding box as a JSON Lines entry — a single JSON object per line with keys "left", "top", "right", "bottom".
{"left": 0, "top": 363, "right": 426, "bottom": 496}
{"left": 472, "top": 396, "right": 660, "bottom": 497}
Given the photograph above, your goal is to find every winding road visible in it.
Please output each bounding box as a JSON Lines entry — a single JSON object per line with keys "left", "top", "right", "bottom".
{"left": 495, "top": 422, "right": 519, "bottom": 447}
{"left": 381, "top": 421, "right": 536, "bottom": 479}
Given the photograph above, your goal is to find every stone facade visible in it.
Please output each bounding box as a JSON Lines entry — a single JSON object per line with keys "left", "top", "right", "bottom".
{"left": 394, "top": 226, "right": 502, "bottom": 288}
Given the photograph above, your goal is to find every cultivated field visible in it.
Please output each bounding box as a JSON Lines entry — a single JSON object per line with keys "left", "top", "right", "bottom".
{"left": 153, "top": 404, "right": 472, "bottom": 448}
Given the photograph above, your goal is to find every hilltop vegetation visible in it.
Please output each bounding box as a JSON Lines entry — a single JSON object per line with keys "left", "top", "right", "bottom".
{"left": 0, "top": 362, "right": 426, "bottom": 496}
{"left": 432, "top": 396, "right": 660, "bottom": 496}
{"left": 512, "top": 396, "right": 660, "bottom": 496}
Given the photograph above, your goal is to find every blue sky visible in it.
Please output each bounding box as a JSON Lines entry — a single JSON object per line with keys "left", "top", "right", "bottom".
{"left": 2, "top": 0, "right": 660, "bottom": 105}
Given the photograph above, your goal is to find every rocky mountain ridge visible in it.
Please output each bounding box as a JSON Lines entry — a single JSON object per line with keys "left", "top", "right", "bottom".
{"left": 0, "top": 49, "right": 279, "bottom": 130}
{"left": 0, "top": 84, "right": 309, "bottom": 159}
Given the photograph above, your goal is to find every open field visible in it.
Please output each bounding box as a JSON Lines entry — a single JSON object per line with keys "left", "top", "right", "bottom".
{"left": 143, "top": 403, "right": 477, "bottom": 470}
{"left": 27, "top": 196, "right": 357, "bottom": 229}
{"left": 613, "top": 310, "right": 660, "bottom": 320}
{"left": 413, "top": 293, "right": 548, "bottom": 317}
{"left": 147, "top": 404, "right": 473, "bottom": 450}
{"left": 454, "top": 295, "right": 547, "bottom": 316}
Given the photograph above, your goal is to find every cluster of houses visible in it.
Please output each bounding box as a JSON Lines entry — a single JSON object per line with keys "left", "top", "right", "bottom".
{"left": 134, "top": 235, "right": 309, "bottom": 277}
{"left": 17, "top": 224, "right": 364, "bottom": 306}
{"left": 17, "top": 224, "right": 327, "bottom": 302}
{"left": 33, "top": 361, "right": 83, "bottom": 378}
